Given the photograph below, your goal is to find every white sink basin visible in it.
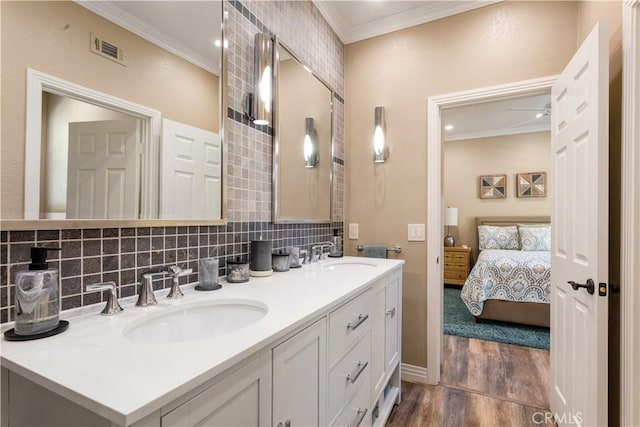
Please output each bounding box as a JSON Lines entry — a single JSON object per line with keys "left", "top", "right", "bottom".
{"left": 322, "top": 261, "right": 378, "bottom": 270}
{"left": 123, "top": 299, "right": 268, "bottom": 344}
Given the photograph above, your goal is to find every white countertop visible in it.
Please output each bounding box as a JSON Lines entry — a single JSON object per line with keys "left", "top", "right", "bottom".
{"left": 0, "top": 257, "right": 404, "bottom": 426}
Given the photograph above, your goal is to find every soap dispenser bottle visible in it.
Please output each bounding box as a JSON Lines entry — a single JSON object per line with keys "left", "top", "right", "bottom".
{"left": 14, "top": 247, "right": 62, "bottom": 336}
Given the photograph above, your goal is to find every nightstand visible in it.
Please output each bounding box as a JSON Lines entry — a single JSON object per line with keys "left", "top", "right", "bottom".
{"left": 443, "top": 246, "right": 473, "bottom": 286}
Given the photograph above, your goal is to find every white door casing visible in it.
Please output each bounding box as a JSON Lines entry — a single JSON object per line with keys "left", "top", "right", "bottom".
{"left": 66, "top": 119, "right": 140, "bottom": 219}
{"left": 161, "top": 119, "right": 221, "bottom": 219}
{"left": 550, "top": 22, "right": 609, "bottom": 427}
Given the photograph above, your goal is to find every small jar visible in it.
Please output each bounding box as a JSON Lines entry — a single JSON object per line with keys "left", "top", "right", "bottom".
{"left": 226, "top": 258, "right": 250, "bottom": 283}
{"left": 272, "top": 250, "right": 290, "bottom": 272}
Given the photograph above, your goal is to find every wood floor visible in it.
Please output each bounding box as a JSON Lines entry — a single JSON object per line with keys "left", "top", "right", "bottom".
{"left": 387, "top": 335, "right": 554, "bottom": 426}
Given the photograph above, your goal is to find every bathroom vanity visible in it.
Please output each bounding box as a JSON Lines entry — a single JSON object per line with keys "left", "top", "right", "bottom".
{"left": 0, "top": 258, "right": 403, "bottom": 427}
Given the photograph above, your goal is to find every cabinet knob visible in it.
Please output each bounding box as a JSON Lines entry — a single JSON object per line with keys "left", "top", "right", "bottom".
{"left": 386, "top": 307, "right": 396, "bottom": 318}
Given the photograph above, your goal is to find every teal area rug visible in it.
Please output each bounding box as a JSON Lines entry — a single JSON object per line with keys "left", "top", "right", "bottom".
{"left": 444, "top": 287, "right": 550, "bottom": 350}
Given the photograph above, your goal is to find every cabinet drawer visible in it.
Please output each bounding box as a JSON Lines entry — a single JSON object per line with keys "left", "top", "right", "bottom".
{"left": 328, "top": 332, "right": 372, "bottom": 422}
{"left": 330, "top": 373, "right": 371, "bottom": 427}
{"left": 444, "top": 270, "right": 467, "bottom": 282}
{"left": 453, "top": 253, "right": 469, "bottom": 262}
{"left": 443, "top": 261, "right": 466, "bottom": 269}
{"left": 329, "top": 289, "right": 372, "bottom": 365}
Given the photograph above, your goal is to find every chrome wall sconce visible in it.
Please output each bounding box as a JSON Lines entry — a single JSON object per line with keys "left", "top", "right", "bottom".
{"left": 373, "top": 106, "right": 389, "bottom": 163}
{"left": 243, "top": 33, "right": 274, "bottom": 125}
{"left": 304, "top": 117, "right": 319, "bottom": 168}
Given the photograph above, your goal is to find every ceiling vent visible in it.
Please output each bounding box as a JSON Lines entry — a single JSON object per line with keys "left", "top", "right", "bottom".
{"left": 90, "top": 33, "right": 126, "bottom": 66}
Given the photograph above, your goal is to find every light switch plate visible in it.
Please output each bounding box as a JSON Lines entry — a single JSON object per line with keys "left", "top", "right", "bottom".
{"left": 348, "top": 223, "right": 359, "bottom": 240}
{"left": 408, "top": 224, "right": 425, "bottom": 241}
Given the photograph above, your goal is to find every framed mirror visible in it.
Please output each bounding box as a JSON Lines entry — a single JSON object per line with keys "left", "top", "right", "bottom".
{"left": 1, "top": 0, "right": 227, "bottom": 228}
{"left": 273, "top": 41, "right": 333, "bottom": 223}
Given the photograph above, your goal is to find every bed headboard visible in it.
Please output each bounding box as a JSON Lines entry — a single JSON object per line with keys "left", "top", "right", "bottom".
{"left": 474, "top": 216, "right": 550, "bottom": 256}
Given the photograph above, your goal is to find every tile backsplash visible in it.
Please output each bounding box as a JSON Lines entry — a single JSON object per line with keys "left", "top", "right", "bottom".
{"left": 0, "top": 0, "right": 345, "bottom": 323}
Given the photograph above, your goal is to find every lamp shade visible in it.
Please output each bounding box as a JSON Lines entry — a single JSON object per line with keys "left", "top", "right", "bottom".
{"left": 445, "top": 207, "right": 458, "bottom": 226}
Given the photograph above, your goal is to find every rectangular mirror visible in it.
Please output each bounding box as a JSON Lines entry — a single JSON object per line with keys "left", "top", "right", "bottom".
{"left": 1, "top": 0, "right": 226, "bottom": 225}
{"left": 273, "top": 42, "right": 333, "bottom": 223}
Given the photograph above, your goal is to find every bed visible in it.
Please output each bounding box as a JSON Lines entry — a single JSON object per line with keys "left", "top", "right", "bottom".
{"left": 460, "top": 216, "right": 551, "bottom": 328}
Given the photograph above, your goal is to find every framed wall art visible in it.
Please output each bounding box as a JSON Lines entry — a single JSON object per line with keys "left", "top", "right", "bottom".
{"left": 517, "top": 172, "right": 547, "bottom": 198}
{"left": 479, "top": 174, "right": 507, "bottom": 199}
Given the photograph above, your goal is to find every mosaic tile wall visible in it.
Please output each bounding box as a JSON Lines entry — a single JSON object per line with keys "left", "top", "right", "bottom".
{"left": 0, "top": 0, "right": 345, "bottom": 323}
{"left": 225, "top": 0, "right": 345, "bottom": 222}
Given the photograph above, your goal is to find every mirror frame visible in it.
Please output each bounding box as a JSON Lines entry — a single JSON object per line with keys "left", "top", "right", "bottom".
{"left": 273, "top": 38, "right": 334, "bottom": 224}
{"left": 2, "top": 2, "right": 229, "bottom": 231}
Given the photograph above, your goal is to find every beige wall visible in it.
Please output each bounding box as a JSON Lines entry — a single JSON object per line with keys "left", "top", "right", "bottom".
{"left": 444, "top": 131, "right": 551, "bottom": 258}
{"left": 278, "top": 58, "right": 332, "bottom": 221}
{"left": 1, "top": 1, "right": 219, "bottom": 219}
{"left": 344, "top": 1, "right": 623, "bottom": 368}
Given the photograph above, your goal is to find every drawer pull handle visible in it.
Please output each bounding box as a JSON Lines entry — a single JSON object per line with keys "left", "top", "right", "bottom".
{"left": 346, "top": 361, "right": 368, "bottom": 383}
{"left": 386, "top": 307, "right": 396, "bottom": 318}
{"left": 347, "top": 314, "right": 369, "bottom": 330}
{"left": 348, "top": 408, "right": 367, "bottom": 427}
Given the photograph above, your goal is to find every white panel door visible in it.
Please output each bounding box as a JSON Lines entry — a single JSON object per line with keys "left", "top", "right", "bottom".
{"left": 550, "top": 22, "right": 609, "bottom": 427}
{"left": 273, "top": 318, "right": 327, "bottom": 427}
{"left": 66, "top": 119, "right": 140, "bottom": 219}
{"left": 161, "top": 119, "right": 221, "bottom": 219}
{"left": 371, "top": 279, "right": 387, "bottom": 402}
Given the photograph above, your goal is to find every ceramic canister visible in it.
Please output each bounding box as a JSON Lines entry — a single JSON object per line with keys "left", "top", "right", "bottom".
{"left": 250, "top": 240, "right": 273, "bottom": 277}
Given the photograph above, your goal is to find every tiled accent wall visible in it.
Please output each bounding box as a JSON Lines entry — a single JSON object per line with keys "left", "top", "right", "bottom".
{"left": 225, "top": 0, "right": 345, "bottom": 222}
{"left": 0, "top": 222, "right": 343, "bottom": 323}
{"left": 0, "top": 0, "right": 345, "bottom": 323}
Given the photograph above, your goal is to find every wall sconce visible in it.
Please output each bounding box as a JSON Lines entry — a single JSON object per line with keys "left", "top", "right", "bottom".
{"left": 444, "top": 207, "right": 458, "bottom": 247}
{"left": 304, "top": 117, "right": 319, "bottom": 168}
{"left": 373, "top": 106, "right": 388, "bottom": 163}
{"left": 243, "top": 33, "right": 273, "bottom": 125}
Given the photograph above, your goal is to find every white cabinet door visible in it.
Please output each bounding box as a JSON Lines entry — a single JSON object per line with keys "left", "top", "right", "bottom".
{"left": 371, "top": 279, "right": 387, "bottom": 402}
{"left": 385, "top": 273, "right": 401, "bottom": 373}
{"left": 273, "top": 318, "right": 327, "bottom": 427}
{"left": 162, "top": 352, "right": 271, "bottom": 427}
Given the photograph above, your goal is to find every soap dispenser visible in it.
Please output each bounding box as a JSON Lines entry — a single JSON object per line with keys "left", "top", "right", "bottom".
{"left": 14, "top": 247, "right": 62, "bottom": 336}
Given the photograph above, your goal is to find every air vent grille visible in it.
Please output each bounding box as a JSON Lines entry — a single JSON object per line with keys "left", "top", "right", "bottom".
{"left": 90, "top": 33, "right": 126, "bottom": 66}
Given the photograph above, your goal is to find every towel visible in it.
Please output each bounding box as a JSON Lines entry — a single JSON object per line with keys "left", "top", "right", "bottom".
{"left": 363, "top": 245, "right": 388, "bottom": 259}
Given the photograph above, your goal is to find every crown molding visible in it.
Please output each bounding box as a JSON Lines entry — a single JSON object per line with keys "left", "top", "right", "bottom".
{"left": 314, "top": 0, "right": 501, "bottom": 44}
{"left": 75, "top": 1, "right": 218, "bottom": 75}
{"left": 444, "top": 123, "right": 550, "bottom": 142}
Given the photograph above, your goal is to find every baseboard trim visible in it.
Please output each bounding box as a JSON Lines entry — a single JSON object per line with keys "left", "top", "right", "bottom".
{"left": 401, "top": 363, "right": 428, "bottom": 384}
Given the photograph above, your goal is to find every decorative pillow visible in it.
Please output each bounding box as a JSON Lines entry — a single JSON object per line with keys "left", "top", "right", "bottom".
{"left": 519, "top": 225, "right": 551, "bottom": 251}
{"left": 478, "top": 225, "right": 520, "bottom": 250}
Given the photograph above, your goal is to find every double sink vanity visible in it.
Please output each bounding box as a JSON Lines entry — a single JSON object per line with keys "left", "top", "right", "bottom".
{"left": 1, "top": 258, "right": 403, "bottom": 427}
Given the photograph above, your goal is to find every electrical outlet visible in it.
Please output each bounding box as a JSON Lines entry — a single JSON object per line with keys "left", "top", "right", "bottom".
{"left": 348, "top": 223, "right": 359, "bottom": 239}
{"left": 408, "top": 224, "right": 425, "bottom": 241}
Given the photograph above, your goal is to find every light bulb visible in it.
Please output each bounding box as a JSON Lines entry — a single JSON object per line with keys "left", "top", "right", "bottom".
{"left": 374, "top": 125, "right": 385, "bottom": 155}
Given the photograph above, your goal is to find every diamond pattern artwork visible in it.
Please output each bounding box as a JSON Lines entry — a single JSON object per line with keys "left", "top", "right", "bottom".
{"left": 479, "top": 174, "right": 507, "bottom": 199}
{"left": 517, "top": 172, "right": 547, "bottom": 198}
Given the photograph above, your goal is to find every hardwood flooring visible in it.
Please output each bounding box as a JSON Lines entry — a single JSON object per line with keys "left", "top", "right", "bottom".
{"left": 387, "top": 335, "right": 553, "bottom": 426}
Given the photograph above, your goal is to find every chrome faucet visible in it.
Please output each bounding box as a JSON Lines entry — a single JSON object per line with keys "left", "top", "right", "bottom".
{"left": 86, "top": 281, "right": 124, "bottom": 315}
{"left": 136, "top": 270, "right": 168, "bottom": 307}
{"left": 310, "top": 242, "right": 334, "bottom": 262}
{"left": 165, "top": 265, "right": 193, "bottom": 299}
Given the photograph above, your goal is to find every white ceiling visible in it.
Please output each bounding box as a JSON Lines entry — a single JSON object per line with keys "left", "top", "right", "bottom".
{"left": 313, "top": 0, "right": 501, "bottom": 44}
{"left": 442, "top": 94, "right": 551, "bottom": 142}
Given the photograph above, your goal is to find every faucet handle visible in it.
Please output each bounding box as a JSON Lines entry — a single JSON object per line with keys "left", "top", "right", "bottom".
{"left": 86, "top": 281, "right": 124, "bottom": 315}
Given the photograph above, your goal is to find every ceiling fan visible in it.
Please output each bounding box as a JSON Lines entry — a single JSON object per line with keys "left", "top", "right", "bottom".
{"left": 507, "top": 102, "right": 551, "bottom": 128}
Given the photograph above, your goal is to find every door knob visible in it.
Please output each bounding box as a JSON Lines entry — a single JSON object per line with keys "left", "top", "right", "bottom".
{"left": 568, "top": 278, "right": 595, "bottom": 295}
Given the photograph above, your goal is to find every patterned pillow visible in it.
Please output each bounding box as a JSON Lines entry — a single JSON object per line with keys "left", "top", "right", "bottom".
{"left": 478, "top": 225, "right": 520, "bottom": 250}
{"left": 519, "top": 225, "right": 551, "bottom": 251}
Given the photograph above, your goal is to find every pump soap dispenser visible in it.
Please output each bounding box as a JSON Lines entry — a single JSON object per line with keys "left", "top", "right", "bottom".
{"left": 5, "top": 247, "right": 69, "bottom": 341}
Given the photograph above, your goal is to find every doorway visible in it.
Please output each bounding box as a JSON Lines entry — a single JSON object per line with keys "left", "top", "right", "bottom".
{"left": 425, "top": 76, "right": 557, "bottom": 385}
